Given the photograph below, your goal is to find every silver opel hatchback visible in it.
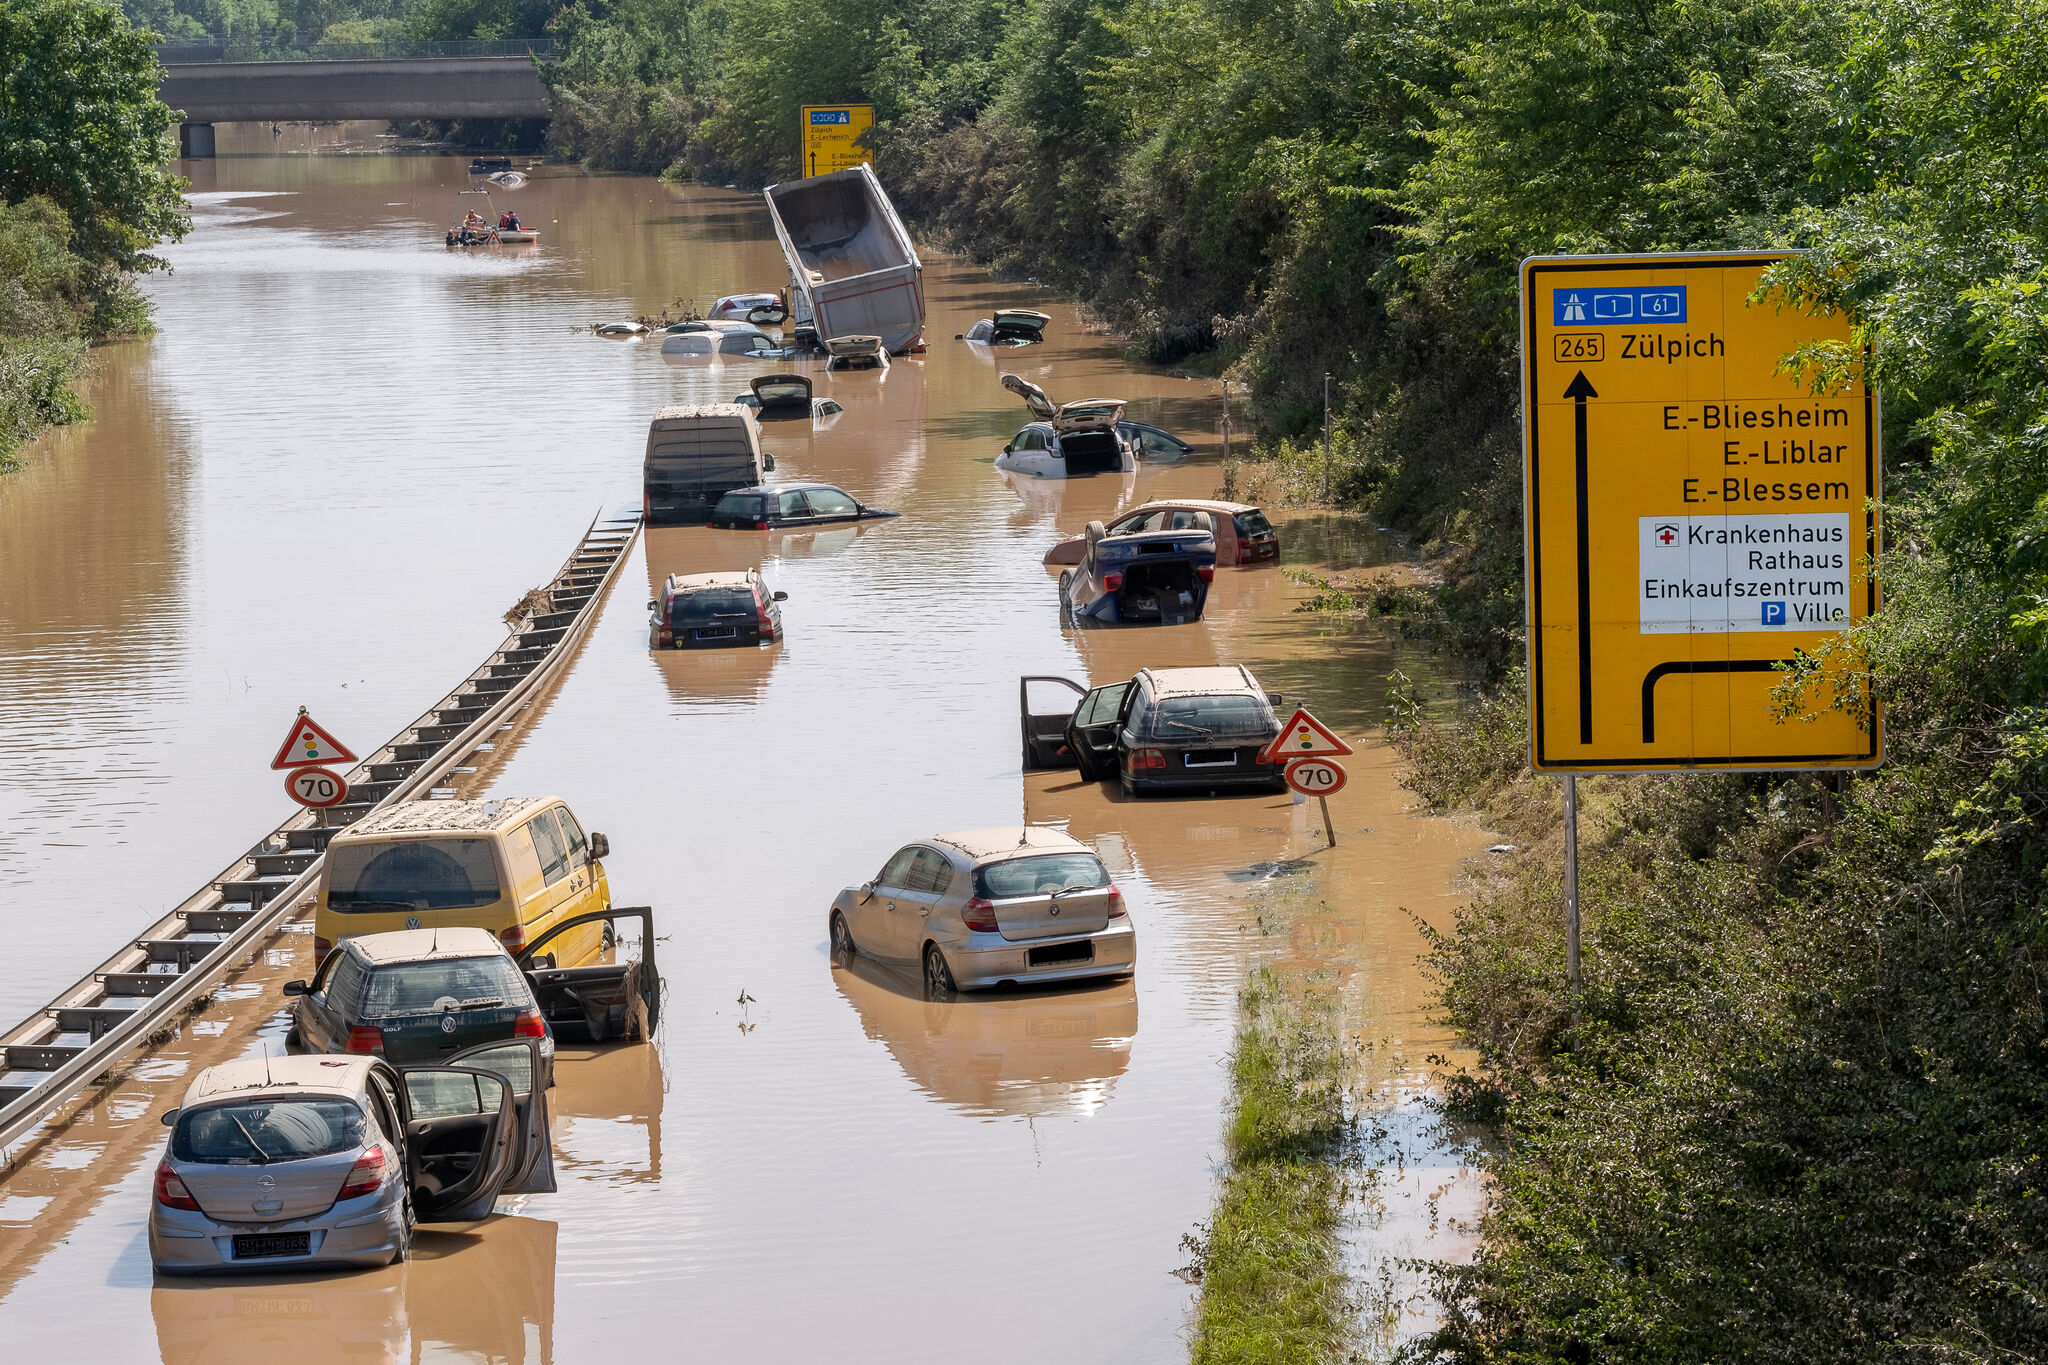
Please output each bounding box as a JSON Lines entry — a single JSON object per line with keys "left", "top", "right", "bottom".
{"left": 829, "top": 827, "right": 1136, "bottom": 994}
{"left": 150, "top": 1046, "right": 551, "bottom": 1275}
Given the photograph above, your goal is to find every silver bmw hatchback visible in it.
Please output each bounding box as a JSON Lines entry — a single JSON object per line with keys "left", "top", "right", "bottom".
{"left": 830, "top": 827, "right": 1137, "bottom": 994}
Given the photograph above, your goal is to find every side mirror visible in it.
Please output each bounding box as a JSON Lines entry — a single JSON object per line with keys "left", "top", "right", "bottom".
{"left": 857, "top": 881, "right": 875, "bottom": 904}
{"left": 160, "top": 1108, "right": 181, "bottom": 1128}
{"left": 588, "top": 832, "right": 610, "bottom": 860}
{"left": 763, "top": 453, "right": 777, "bottom": 471}
{"left": 282, "top": 979, "right": 309, "bottom": 997}
{"left": 772, "top": 590, "right": 788, "bottom": 602}
{"left": 1267, "top": 693, "right": 1283, "bottom": 705}
{"left": 647, "top": 600, "right": 657, "bottom": 610}
{"left": 1002, "top": 444, "right": 1013, "bottom": 455}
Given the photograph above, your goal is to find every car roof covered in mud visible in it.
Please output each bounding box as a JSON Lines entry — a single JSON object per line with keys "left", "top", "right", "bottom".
{"left": 725, "top": 482, "right": 844, "bottom": 496}
{"left": 663, "top": 570, "right": 757, "bottom": 593}
{"left": 650, "top": 403, "right": 756, "bottom": 428}
{"left": 338, "top": 796, "right": 551, "bottom": 840}
{"left": 1119, "top": 498, "right": 1261, "bottom": 516}
{"left": 930, "top": 826, "right": 1091, "bottom": 864}
{"left": 182, "top": 1054, "right": 375, "bottom": 1105}
{"left": 1139, "top": 665, "right": 1262, "bottom": 698}
{"left": 341, "top": 926, "right": 507, "bottom": 965}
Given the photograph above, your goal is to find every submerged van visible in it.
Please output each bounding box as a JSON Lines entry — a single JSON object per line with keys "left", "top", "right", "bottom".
{"left": 313, "top": 797, "right": 612, "bottom": 970}
{"left": 642, "top": 404, "right": 774, "bottom": 524}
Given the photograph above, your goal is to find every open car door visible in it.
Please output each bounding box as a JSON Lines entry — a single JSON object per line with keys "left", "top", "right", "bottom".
{"left": 445, "top": 1038, "right": 556, "bottom": 1197}
{"left": 1066, "top": 680, "right": 1134, "bottom": 781}
{"left": 1020, "top": 676, "right": 1087, "bottom": 770}
{"left": 519, "top": 907, "right": 661, "bottom": 1044}
{"left": 398, "top": 1063, "right": 519, "bottom": 1222}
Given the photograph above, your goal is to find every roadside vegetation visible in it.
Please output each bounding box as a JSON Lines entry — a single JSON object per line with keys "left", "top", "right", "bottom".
{"left": 0, "top": 0, "right": 188, "bottom": 469}
{"left": 1186, "top": 964, "right": 1355, "bottom": 1364}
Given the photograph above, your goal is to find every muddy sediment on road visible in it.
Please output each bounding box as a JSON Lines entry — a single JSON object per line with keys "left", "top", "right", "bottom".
{"left": 0, "top": 147, "right": 1489, "bottom": 1362}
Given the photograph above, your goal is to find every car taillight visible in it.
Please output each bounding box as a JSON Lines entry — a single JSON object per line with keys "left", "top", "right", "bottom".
{"left": 498, "top": 923, "right": 528, "bottom": 953}
{"left": 344, "top": 1025, "right": 385, "bottom": 1055}
{"left": 961, "top": 897, "right": 1001, "bottom": 932}
{"left": 1198, "top": 565, "right": 1215, "bottom": 583}
{"left": 1104, "top": 572, "right": 1124, "bottom": 591}
{"left": 656, "top": 625, "right": 674, "bottom": 645}
{"left": 756, "top": 594, "right": 774, "bottom": 634}
{"left": 313, "top": 936, "right": 333, "bottom": 966}
{"left": 755, "top": 520, "right": 770, "bottom": 530}
{"left": 1131, "top": 748, "right": 1168, "bottom": 771}
{"left": 337, "top": 1146, "right": 386, "bottom": 1201}
{"left": 1255, "top": 748, "right": 1280, "bottom": 766}
{"left": 155, "top": 1160, "right": 200, "bottom": 1211}
{"left": 1106, "top": 885, "right": 1125, "bottom": 918}
{"left": 513, "top": 1007, "right": 547, "bottom": 1039}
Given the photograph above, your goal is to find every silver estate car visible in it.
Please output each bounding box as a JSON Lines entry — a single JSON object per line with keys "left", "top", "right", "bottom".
{"left": 829, "top": 827, "right": 1136, "bottom": 994}
{"left": 150, "top": 1046, "right": 551, "bottom": 1275}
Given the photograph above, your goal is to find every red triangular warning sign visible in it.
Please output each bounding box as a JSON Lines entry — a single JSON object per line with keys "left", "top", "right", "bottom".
{"left": 271, "top": 709, "right": 360, "bottom": 770}
{"left": 1260, "top": 707, "right": 1353, "bottom": 763}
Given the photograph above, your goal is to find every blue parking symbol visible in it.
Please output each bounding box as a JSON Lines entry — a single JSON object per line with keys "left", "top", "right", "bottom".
{"left": 1761, "top": 601, "right": 1787, "bottom": 626}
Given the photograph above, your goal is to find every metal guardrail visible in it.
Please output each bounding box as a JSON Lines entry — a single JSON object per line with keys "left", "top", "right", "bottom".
{"left": 0, "top": 505, "right": 640, "bottom": 1154}
{"left": 155, "top": 38, "right": 556, "bottom": 64}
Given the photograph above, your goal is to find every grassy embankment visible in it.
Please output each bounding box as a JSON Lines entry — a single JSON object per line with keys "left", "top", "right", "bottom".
{"left": 1185, "top": 962, "right": 1355, "bottom": 1365}
{"left": 0, "top": 197, "right": 94, "bottom": 473}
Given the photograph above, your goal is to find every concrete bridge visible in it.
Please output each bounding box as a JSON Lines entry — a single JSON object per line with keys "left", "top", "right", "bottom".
{"left": 161, "top": 56, "right": 551, "bottom": 156}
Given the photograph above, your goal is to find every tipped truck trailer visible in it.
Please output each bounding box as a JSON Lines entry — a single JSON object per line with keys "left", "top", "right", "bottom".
{"left": 764, "top": 165, "right": 925, "bottom": 354}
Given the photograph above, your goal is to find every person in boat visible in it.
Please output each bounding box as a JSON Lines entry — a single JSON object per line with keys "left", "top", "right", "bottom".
{"left": 505, "top": 211, "right": 520, "bottom": 231}
{"left": 465, "top": 209, "right": 484, "bottom": 227}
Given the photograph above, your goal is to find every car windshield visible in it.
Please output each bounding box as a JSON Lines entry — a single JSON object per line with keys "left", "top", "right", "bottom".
{"left": 714, "top": 493, "right": 766, "bottom": 519}
{"left": 670, "top": 587, "right": 755, "bottom": 625}
{"left": 363, "top": 955, "right": 528, "bottom": 1017}
{"left": 1135, "top": 692, "right": 1277, "bottom": 740}
{"left": 976, "top": 853, "right": 1110, "bottom": 899}
{"left": 174, "top": 1098, "right": 365, "bottom": 1164}
{"left": 327, "top": 839, "right": 501, "bottom": 911}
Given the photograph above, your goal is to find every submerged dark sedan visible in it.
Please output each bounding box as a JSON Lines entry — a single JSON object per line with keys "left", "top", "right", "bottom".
{"left": 709, "top": 482, "right": 899, "bottom": 530}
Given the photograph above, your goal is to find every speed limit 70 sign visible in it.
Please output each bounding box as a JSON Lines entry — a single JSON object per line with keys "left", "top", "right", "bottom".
{"left": 1283, "top": 758, "right": 1347, "bottom": 796}
{"left": 284, "top": 766, "right": 350, "bottom": 808}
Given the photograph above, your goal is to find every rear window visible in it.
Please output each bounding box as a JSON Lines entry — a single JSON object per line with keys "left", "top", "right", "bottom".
{"left": 975, "top": 853, "right": 1109, "bottom": 900}
{"left": 663, "top": 334, "right": 712, "bottom": 354}
{"left": 647, "top": 453, "right": 758, "bottom": 489}
{"left": 363, "top": 955, "right": 528, "bottom": 1017}
{"left": 756, "top": 380, "right": 809, "bottom": 405}
{"left": 1234, "top": 510, "right": 1273, "bottom": 536}
{"left": 714, "top": 494, "right": 767, "bottom": 518}
{"left": 327, "top": 839, "right": 502, "bottom": 912}
{"left": 669, "top": 587, "right": 756, "bottom": 625}
{"left": 1133, "top": 692, "right": 1277, "bottom": 741}
{"left": 718, "top": 331, "right": 772, "bottom": 354}
{"left": 174, "top": 1099, "right": 366, "bottom": 1164}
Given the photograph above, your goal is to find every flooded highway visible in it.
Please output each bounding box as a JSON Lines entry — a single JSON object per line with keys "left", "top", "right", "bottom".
{"left": 0, "top": 131, "right": 1488, "bottom": 1360}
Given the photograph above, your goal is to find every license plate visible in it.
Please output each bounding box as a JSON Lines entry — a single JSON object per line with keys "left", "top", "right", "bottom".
{"left": 1183, "top": 749, "right": 1237, "bottom": 768}
{"left": 1028, "top": 941, "right": 1094, "bottom": 967}
{"left": 694, "top": 626, "right": 738, "bottom": 639}
{"left": 233, "top": 1232, "right": 311, "bottom": 1260}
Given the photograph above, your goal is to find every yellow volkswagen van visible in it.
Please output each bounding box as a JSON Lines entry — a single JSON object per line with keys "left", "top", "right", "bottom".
{"left": 313, "top": 797, "right": 611, "bottom": 969}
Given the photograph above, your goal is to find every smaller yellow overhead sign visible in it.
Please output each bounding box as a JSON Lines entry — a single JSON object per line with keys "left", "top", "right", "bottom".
{"left": 801, "top": 105, "right": 874, "bottom": 179}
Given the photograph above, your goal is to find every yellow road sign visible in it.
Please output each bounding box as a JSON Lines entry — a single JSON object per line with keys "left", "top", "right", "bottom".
{"left": 800, "top": 104, "right": 874, "bottom": 179}
{"left": 1521, "top": 251, "right": 1880, "bottom": 772}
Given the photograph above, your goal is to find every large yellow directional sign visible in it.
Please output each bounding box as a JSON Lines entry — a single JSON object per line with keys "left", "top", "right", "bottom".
{"left": 800, "top": 104, "right": 875, "bottom": 180}
{"left": 1522, "top": 252, "right": 1880, "bottom": 772}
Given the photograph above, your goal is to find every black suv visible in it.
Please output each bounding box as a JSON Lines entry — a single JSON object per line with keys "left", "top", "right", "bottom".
{"left": 649, "top": 570, "right": 787, "bottom": 648}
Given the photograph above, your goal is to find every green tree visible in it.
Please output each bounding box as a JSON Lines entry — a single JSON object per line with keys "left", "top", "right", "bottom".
{"left": 0, "top": 0, "right": 189, "bottom": 312}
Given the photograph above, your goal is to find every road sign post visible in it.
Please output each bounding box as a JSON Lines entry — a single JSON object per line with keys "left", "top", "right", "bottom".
{"left": 1522, "top": 251, "right": 1881, "bottom": 1004}
{"left": 1283, "top": 758, "right": 1347, "bottom": 845}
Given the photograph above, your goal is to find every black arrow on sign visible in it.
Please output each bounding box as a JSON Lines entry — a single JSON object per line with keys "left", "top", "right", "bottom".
{"left": 1565, "top": 370, "right": 1598, "bottom": 745}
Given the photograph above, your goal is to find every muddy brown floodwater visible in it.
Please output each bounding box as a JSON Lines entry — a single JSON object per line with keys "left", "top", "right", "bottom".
{"left": 0, "top": 128, "right": 1489, "bottom": 1361}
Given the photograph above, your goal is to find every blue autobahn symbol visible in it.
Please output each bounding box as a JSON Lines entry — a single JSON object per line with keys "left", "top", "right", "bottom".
{"left": 1553, "top": 285, "right": 1687, "bottom": 326}
{"left": 810, "top": 110, "right": 851, "bottom": 124}
{"left": 1761, "top": 601, "right": 1787, "bottom": 626}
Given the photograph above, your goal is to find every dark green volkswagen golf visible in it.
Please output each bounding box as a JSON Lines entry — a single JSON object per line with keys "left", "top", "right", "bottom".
{"left": 284, "top": 927, "right": 557, "bottom": 1084}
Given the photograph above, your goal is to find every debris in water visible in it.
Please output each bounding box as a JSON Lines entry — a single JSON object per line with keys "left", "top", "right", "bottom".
{"left": 1487, "top": 844, "right": 1516, "bottom": 853}
{"left": 1224, "top": 859, "right": 1317, "bottom": 883}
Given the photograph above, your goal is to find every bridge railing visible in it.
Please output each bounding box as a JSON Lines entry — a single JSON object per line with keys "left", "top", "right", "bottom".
{"left": 155, "top": 38, "right": 556, "bottom": 63}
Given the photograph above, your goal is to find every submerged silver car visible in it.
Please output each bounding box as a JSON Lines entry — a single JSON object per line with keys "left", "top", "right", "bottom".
{"left": 150, "top": 1047, "right": 551, "bottom": 1276}
{"left": 829, "top": 827, "right": 1136, "bottom": 994}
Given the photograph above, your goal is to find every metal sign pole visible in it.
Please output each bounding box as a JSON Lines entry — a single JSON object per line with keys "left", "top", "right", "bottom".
{"left": 1318, "top": 793, "right": 1336, "bottom": 846}
{"left": 1322, "top": 372, "right": 1332, "bottom": 501}
{"left": 1563, "top": 774, "right": 1581, "bottom": 1001}
{"left": 1221, "top": 381, "right": 1232, "bottom": 464}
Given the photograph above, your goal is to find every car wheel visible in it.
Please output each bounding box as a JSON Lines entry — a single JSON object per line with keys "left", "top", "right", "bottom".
{"left": 923, "top": 944, "right": 957, "bottom": 998}
{"left": 391, "top": 1195, "right": 414, "bottom": 1264}
{"left": 829, "top": 910, "right": 856, "bottom": 961}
